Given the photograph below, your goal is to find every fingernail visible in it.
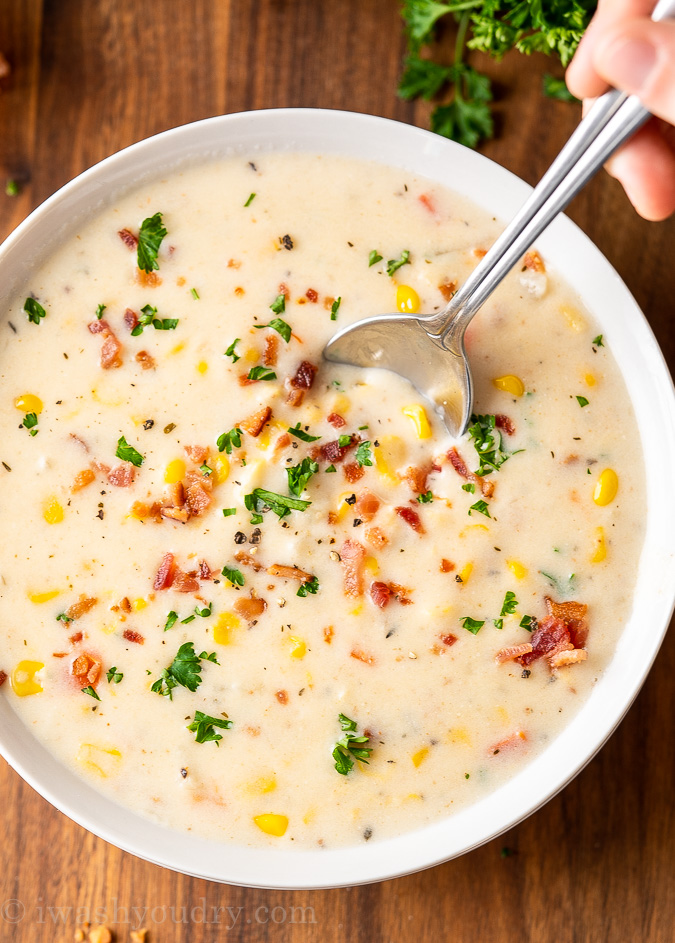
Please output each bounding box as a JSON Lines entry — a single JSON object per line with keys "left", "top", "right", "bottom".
{"left": 601, "top": 39, "right": 657, "bottom": 90}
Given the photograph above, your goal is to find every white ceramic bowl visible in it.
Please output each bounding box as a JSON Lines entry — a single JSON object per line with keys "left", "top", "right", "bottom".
{"left": 1, "top": 109, "right": 674, "bottom": 889}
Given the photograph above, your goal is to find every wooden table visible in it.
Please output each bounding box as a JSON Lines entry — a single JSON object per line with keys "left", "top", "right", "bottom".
{"left": 1, "top": 3, "right": 673, "bottom": 941}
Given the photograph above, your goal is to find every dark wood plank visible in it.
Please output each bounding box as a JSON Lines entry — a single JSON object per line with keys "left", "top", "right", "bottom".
{"left": 0, "top": 2, "right": 673, "bottom": 941}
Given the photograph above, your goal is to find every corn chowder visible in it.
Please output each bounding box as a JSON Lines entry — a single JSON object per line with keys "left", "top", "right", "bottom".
{"left": 0, "top": 155, "right": 644, "bottom": 847}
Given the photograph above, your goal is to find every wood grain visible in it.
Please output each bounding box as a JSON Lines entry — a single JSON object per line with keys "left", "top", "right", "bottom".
{"left": 0, "top": 2, "right": 673, "bottom": 941}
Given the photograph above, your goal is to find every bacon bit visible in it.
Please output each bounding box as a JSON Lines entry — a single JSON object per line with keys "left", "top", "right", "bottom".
{"left": 365, "top": 527, "right": 388, "bottom": 549}
{"left": 323, "top": 625, "right": 334, "bottom": 644}
{"left": 119, "top": 596, "right": 132, "bottom": 613}
{"left": 273, "top": 432, "right": 291, "bottom": 455}
{"left": 388, "top": 581, "right": 414, "bottom": 605}
{"left": 549, "top": 648, "right": 588, "bottom": 669}
{"left": 370, "top": 581, "right": 393, "bottom": 609}
{"left": 198, "top": 560, "right": 213, "bottom": 580}
{"left": 440, "top": 633, "right": 458, "bottom": 647}
{"left": 263, "top": 335, "right": 278, "bottom": 367}
{"left": 495, "top": 414, "right": 515, "bottom": 436}
{"left": 72, "top": 468, "right": 96, "bottom": 492}
{"left": 235, "top": 551, "right": 265, "bottom": 573}
{"left": 276, "top": 690, "right": 288, "bottom": 704}
{"left": 323, "top": 296, "right": 335, "bottom": 311}
{"left": 305, "top": 288, "right": 318, "bottom": 303}
{"left": 447, "top": 447, "right": 494, "bottom": 498}
{"left": 327, "top": 412, "right": 346, "bottom": 429}
{"left": 181, "top": 445, "right": 206, "bottom": 464}
{"left": 135, "top": 269, "right": 162, "bottom": 288}
{"left": 234, "top": 286, "right": 245, "bottom": 297}
{"left": 351, "top": 647, "right": 375, "bottom": 666}
{"left": 340, "top": 539, "right": 366, "bottom": 597}
{"left": 161, "top": 506, "right": 190, "bottom": 523}
{"left": 327, "top": 511, "right": 338, "bottom": 525}
{"left": 439, "top": 278, "right": 458, "bottom": 301}
{"left": 69, "top": 631, "right": 83, "bottom": 645}
{"left": 354, "top": 490, "right": 380, "bottom": 522}
{"left": 523, "top": 250, "right": 545, "bottom": 273}
{"left": 154, "top": 553, "right": 176, "bottom": 590}
{"left": 88, "top": 319, "right": 123, "bottom": 369}
{"left": 440, "top": 558, "right": 455, "bottom": 573}
{"left": 123, "top": 308, "right": 138, "bottom": 331}
{"left": 69, "top": 433, "right": 90, "bottom": 452}
{"left": 172, "top": 570, "right": 200, "bottom": 593}
{"left": 107, "top": 463, "right": 136, "bottom": 487}
{"left": 395, "top": 506, "right": 425, "bottom": 533}
{"left": 278, "top": 282, "right": 290, "bottom": 300}
{"left": 313, "top": 435, "right": 357, "bottom": 464}
{"left": 0, "top": 670, "right": 7, "bottom": 687}
{"left": 228, "top": 258, "right": 241, "bottom": 269}
{"left": 240, "top": 405, "right": 272, "bottom": 438}
{"left": 267, "top": 563, "right": 314, "bottom": 583}
{"left": 344, "top": 462, "right": 365, "bottom": 484}
{"left": 496, "top": 643, "right": 533, "bottom": 664}
{"left": 72, "top": 652, "right": 102, "bottom": 687}
{"left": 418, "top": 192, "right": 436, "bottom": 215}
{"left": 185, "top": 478, "right": 212, "bottom": 516}
{"left": 544, "top": 597, "right": 589, "bottom": 648}
{"left": 473, "top": 248, "right": 487, "bottom": 259}
{"left": 286, "top": 388, "right": 305, "bottom": 407}
{"left": 65, "top": 595, "right": 98, "bottom": 621}
{"left": 518, "top": 616, "right": 571, "bottom": 668}
{"left": 52, "top": 652, "right": 68, "bottom": 659}
{"left": 233, "top": 594, "right": 267, "bottom": 621}
{"left": 489, "top": 730, "right": 527, "bottom": 755}
{"left": 118, "top": 228, "right": 138, "bottom": 249}
{"left": 403, "top": 462, "right": 432, "bottom": 495}
{"left": 135, "top": 350, "right": 155, "bottom": 370}
{"left": 289, "top": 360, "right": 318, "bottom": 390}
{"left": 131, "top": 501, "right": 150, "bottom": 518}
{"left": 123, "top": 629, "right": 144, "bottom": 644}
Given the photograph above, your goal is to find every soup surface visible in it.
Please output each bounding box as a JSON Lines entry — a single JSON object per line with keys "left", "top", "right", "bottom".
{"left": 0, "top": 155, "right": 645, "bottom": 848}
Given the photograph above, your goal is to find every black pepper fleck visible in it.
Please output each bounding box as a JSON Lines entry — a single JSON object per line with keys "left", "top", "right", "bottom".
{"left": 280, "top": 234, "right": 293, "bottom": 250}
{"left": 234, "top": 532, "right": 247, "bottom": 545}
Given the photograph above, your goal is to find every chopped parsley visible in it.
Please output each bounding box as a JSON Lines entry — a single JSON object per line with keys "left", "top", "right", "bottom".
{"left": 82, "top": 685, "right": 100, "bottom": 701}
{"left": 469, "top": 499, "right": 491, "bottom": 518}
{"left": 224, "top": 338, "right": 241, "bottom": 363}
{"left": 190, "top": 287, "right": 200, "bottom": 300}
{"left": 24, "top": 297, "right": 46, "bottom": 324}
{"left": 221, "top": 565, "right": 245, "bottom": 587}
{"left": 247, "top": 366, "right": 277, "bottom": 382}
{"left": 150, "top": 642, "right": 218, "bottom": 699}
{"left": 467, "top": 413, "right": 512, "bottom": 476}
{"left": 181, "top": 602, "right": 213, "bottom": 624}
{"left": 137, "top": 212, "right": 167, "bottom": 273}
{"left": 115, "top": 435, "right": 144, "bottom": 466}
{"left": 593, "top": 334, "right": 604, "bottom": 347}
{"left": 95, "top": 303, "right": 107, "bottom": 319}
{"left": 520, "top": 615, "right": 537, "bottom": 631}
{"left": 493, "top": 618, "right": 504, "bottom": 631}
{"left": 337, "top": 434, "right": 352, "bottom": 448}
{"left": 417, "top": 490, "right": 433, "bottom": 503}
{"left": 216, "top": 426, "right": 243, "bottom": 454}
{"left": 270, "top": 293, "right": 286, "bottom": 315}
{"left": 325, "top": 464, "right": 336, "bottom": 473}
{"left": 244, "top": 192, "right": 256, "bottom": 207}
{"left": 245, "top": 487, "right": 311, "bottom": 520}
{"left": 330, "top": 297, "right": 342, "bottom": 321}
{"left": 131, "top": 304, "right": 178, "bottom": 335}
{"left": 386, "top": 249, "right": 410, "bottom": 277}
{"left": 288, "top": 423, "right": 321, "bottom": 443}
{"left": 332, "top": 713, "right": 372, "bottom": 775}
{"left": 21, "top": 412, "right": 38, "bottom": 436}
{"left": 200, "top": 463, "right": 213, "bottom": 476}
{"left": 460, "top": 616, "right": 485, "bottom": 635}
{"left": 461, "top": 482, "right": 475, "bottom": 493}
{"left": 187, "top": 710, "right": 233, "bottom": 745}
{"left": 576, "top": 395, "right": 589, "bottom": 407}
{"left": 56, "top": 613, "right": 72, "bottom": 623}
{"left": 106, "top": 667, "right": 123, "bottom": 684}
{"left": 540, "top": 571, "right": 577, "bottom": 598}
{"left": 287, "top": 457, "right": 319, "bottom": 496}
{"left": 164, "top": 611, "right": 179, "bottom": 632}
{"left": 355, "top": 441, "right": 374, "bottom": 467}
{"left": 254, "top": 317, "right": 291, "bottom": 343}
{"left": 297, "top": 575, "right": 320, "bottom": 597}
{"left": 500, "top": 591, "right": 518, "bottom": 617}
{"left": 222, "top": 507, "right": 237, "bottom": 517}
{"left": 368, "top": 250, "right": 383, "bottom": 267}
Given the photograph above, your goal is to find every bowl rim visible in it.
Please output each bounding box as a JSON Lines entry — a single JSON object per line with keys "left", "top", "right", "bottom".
{"left": 1, "top": 107, "right": 674, "bottom": 889}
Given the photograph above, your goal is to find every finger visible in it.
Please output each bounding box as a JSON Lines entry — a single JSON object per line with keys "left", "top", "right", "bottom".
{"left": 605, "top": 120, "right": 675, "bottom": 220}
{"left": 593, "top": 19, "right": 675, "bottom": 124}
{"left": 566, "top": 0, "right": 660, "bottom": 99}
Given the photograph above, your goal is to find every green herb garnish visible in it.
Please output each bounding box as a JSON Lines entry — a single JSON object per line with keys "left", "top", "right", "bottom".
{"left": 190, "top": 287, "right": 200, "bottom": 300}
{"left": 150, "top": 641, "right": 218, "bottom": 699}
{"left": 520, "top": 615, "right": 537, "bottom": 631}
{"left": 23, "top": 298, "right": 46, "bottom": 324}
{"left": 355, "top": 441, "right": 374, "bottom": 467}
{"left": 270, "top": 293, "right": 286, "bottom": 314}
{"left": 417, "top": 490, "right": 433, "bottom": 503}
{"left": 288, "top": 423, "right": 321, "bottom": 443}
{"left": 247, "top": 366, "right": 277, "bottom": 382}
{"left": 95, "top": 303, "right": 107, "bottom": 320}
{"left": 332, "top": 713, "right": 372, "bottom": 775}
{"left": 469, "top": 499, "right": 491, "bottom": 517}
{"left": 254, "top": 317, "right": 291, "bottom": 343}
{"left": 82, "top": 685, "right": 100, "bottom": 701}
{"left": 297, "top": 575, "right": 320, "bottom": 597}
{"left": 386, "top": 250, "right": 411, "bottom": 277}
{"left": 287, "top": 457, "right": 319, "bottom": 496}
{"left": 115, "top": 435, "right": 144, "bottom": 467}
{"left": 222, "top": 507, "right": 236, "bottom": 517}
{"left": 225, "top": 338, "right": 241, "bottom": 363}
{"left": 325, "top": 464, "right": 337, "bottom": 473}
{"left": 461, "top": 482, "right": 475, "bottom": 493}
{"left": 330, "top": 297, "right": 342, "bottom": 321}
{"left": 593, "top": 334, "right": 604, "bottom": 347}
{"left": 245, "top": 487, "right": 311, "bottom": 520}
{"left": 216, "top": 427, "right": 243, "bottom": 454}
{"left": 200, "top": 463, "right": 213, "bottom": 476}
{"left": 137, "top": 212, "right": 167, "bottom": 273}
{"left": 164, "top": 611, "right": 178, "bottom": 632}
{"left": 187, "top": 710, "right": 233, "bottom": 745}
{"left": 467, "top": 413, "right": 512, "bottom": 476}
{"left": 576, "top": 395, "right": 589, "bottom": 407}
{"left": 5, "top": 179, "right": 20, "bottom": 196}
{"left": 543, "top": 74, "right": 579, "bottom": 102}
{"left": 130, "top": 304, "right": 178, "bottom": 336}
{"left": 244, "top": 192, "right": 256, "bottom": 207}
{"left": 337, "top": 434, "right": 352, "bottom": 448}
{"left": 460, "top": 616, "right": 485, "bottom": 635}
{"left": 106, "top": 667, "right": 123, "bottom": 684}
{"left": 221, "top": 565, "right": 245, "bottom": 587}
{"left": 21, "top": 412, "right": 38, "bottom": 437}
{"left": 500, "top": 590, "right": 518, "bottom": 617}
{"left": 368, "top": 250, "right": 383, "bottom": 267}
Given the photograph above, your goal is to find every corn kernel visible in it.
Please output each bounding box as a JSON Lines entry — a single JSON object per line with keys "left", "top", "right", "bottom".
{"left": 289, "top": 637, "right": 306, "bottom": 659}
{"left": 561, "top": 305, "right": 586, "bottom": 332}
{"left": 245, "top": 775, "right": 277, "bottom": 795}
{"left": 593, "top": 468, "right": 619, "bottom": 506}
{"left": 349, "top": 604, "right": 363, "bottom": 616}
{"left": 211, "top": 455, "right": 230, "bottom": 485}
{"left": 584, "top": 373, "right": 596, "bottom": 387}
{"left": 43, "top": 496, "right": 64, "bottom": 524}
{"left": 76, "top": 743, "right": 122, "bottom": 779}
{"left": 493, "top": 375, "right": 524, "bottom": 397}
{"left": 28, "top": 589, "right": 60, "bottom": 604}
{"left": 591, "top": 526, "right": 607, "bottom": 562}
{"left": 164, "top": 459, "right": 186, "bottom": 484}
{"left": 405, "top": 793, "right": 423, "bottom": 802}
{"left": 336, "top": 492, "right": 355, "bottom": 521}
{"left": 14, "top": 393, "right": 43, "bottom": 414}
{"left": 396, "top": 285, "right": 421, "bottom": 314}
{"left": 244, "top": 347, "right": 259, "bottom": 363}
{"left": 196, "top": 360, "right": 208, "bottom": 374}
{"left": 254, "top": 813, "right": 288, "bottom": 836}
{"left": 364, "top": 556, "right": 379, "bottom": 575}
{"left": 132, "top": 598, "right": 147, "bottom": 611}
{"left": 11, "top": 660, "right": 44, "bottom": 696}
{"left": 373, "top": 435, "right": 405, "bottom": 482}
{"left": 448, "top": 726, "right": 471, "bottom": 746}
{"left": 507, "top": 560, "right": 528, "bottom": 580}
{"left": 412, "top": 747, "right": 429, "bottom": 768}
{"left": 101, "top": 623, "right": 117, "bottom": 635}
{"left": 458, "top": 562, "right": 473, "bottom": 584}
{"left": 170, "top": 342, "right": 186, "bottom": 356}
{"left": 332, "top": 393, "right": 351, "bottom": 415}
{"left": 402, "top": 404, "right": 431, "bottom": 439}
{"left": 302, "top": 808, "right": 317, "bottom": 825}
{"left": 213, "top": 612, "right": 241, "bottom": 645}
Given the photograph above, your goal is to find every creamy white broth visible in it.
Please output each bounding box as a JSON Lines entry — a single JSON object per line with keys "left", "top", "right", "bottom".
{"left": 0, "top": 154, "right": 644, "bottom": 847}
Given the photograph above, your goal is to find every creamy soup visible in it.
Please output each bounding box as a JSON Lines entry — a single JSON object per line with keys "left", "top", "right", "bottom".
{"left": 0, "top": 155, "right": 645, "bottom": 848}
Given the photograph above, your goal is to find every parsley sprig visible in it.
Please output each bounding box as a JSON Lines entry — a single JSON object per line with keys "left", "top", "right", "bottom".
{"left": 137, "top": 212, "right": 167, "bottom": 273}
{"left": 187, "top": 710, "right": 233, "bottom": 745}
{"left": 244, "top": 487, "right": 311, "bottom": 520}
{"left": 150, "top": 642, "right": 218, "bottom": 699}
{"left": 467, "top": 413, "right": 513, "bottom": 476}
{"left": 116, "top": 435, "right": 144, "bottom": 467}
{"left": 287, "top": 457, "right": 319, "bottom": 496}
{"left": 332, "top": 713, "right": 372, "bottom": 775}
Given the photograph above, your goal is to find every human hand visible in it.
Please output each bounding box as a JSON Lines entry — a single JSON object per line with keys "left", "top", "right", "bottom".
{"left": 566, "top": 0, "right": 675, "bottom": 220}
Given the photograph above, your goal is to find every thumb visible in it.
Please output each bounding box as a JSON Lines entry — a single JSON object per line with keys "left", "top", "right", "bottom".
{"left": 593, "top": 18, "right": 675, "bottom": 124}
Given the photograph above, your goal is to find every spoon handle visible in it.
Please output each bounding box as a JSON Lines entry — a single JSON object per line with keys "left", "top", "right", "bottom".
{"left": 431, "top": 0, "right": 675, "bottom": 353}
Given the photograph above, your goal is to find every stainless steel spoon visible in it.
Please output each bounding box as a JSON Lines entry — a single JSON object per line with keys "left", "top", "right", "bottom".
{"left": 324, "top": 0, "right": 674, "bottom": 437}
